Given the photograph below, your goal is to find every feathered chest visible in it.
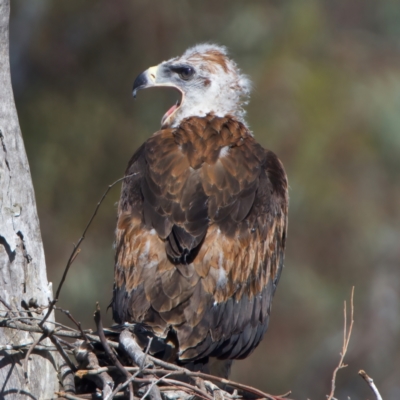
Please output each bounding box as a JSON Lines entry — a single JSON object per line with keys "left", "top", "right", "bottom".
{"left": 142, "top": 115, "right": 266, "bottom": 232}
{"left": 113, "top": 114, "right": 288, "bottom": 362}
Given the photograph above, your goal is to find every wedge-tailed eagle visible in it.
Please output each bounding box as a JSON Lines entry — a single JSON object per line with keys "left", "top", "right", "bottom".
{"left": 112, "top": 44, "right": 288, "bottom": 377}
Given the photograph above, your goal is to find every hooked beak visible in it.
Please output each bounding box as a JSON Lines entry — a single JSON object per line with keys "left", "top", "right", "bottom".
{"left": 132, "top": 64, "right": 185, "bottom": 128}
{"left": 132, "top": 65, "right": 159, "bottom": 98}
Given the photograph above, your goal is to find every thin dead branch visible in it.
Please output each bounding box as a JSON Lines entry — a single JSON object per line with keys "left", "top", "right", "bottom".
{"left": 0, "top": 313, "right": 83, "bottom": 333}
{"left": 59, "top": 362, "right": 76, "bottom": 394}
{"left": 75, "top": 341, "right": 114, "bottom": 399}
{"left": 76, "top": 365, "right": 288, "bottom": 400}
{"left": 119, "top": 331, "right": 161, "bottom": 400}
{"left": 2, "top": 305, "right": 292, "bottom": 400}
{"left": 277, "top": 391, "right": 292, "bottom": 399}
{"left": 326, "top": 286, "right": 355, "bottom": 400}
{"left": 54, "top": 392, "right": 87, "bottom": 400}
{"left": 0, "top": 295, "right": 12, "bottom": 311}
{"left": 8, "top": 175, "right": 137, "bottom": 393}
{"left": 109, "top": 365, "right": 151, "bottom": 399}
{"left": 94, "top": 303, "right": 130, "bottom": 380}
{"left": 40, "top": 174, "right": 137, "bottom": 328}
{"left": 94, "top": 303, "right": 134, "bottom": 400}
{"left": 359, "top": 370, "right": 383, "bottom": 400}
{"left": 49, "top": 333, "right": 77, "bottom": 372}
{"left": 119, "top": 329, "right": 153, "bottom": 369}
{"left": 139, "top": 372, "right": 172, "bottom": 400}
{"left": 56, "top": 306, "right": 93, "bottom": 345}
{"left": 23, "top": 332, "right": 46, "bottom": 382}
{"left": 4, "top": 310, "right": 289, "bottom": 400}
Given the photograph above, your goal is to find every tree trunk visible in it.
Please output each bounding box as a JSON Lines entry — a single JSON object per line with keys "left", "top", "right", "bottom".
{"left": 0, "top": 0, "right": 59, "bottom": 398}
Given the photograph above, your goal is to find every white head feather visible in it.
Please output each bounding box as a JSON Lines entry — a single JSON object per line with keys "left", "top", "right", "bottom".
{"left": 149, "top": 44, "right": 252, "bottom": 127}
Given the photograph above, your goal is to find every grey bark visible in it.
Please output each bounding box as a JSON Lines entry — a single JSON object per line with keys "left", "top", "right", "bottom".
{"left": 0, "top": 0, "right": 59, "bottom": 398}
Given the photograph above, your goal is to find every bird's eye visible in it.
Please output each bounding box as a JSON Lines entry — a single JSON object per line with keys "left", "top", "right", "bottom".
{"left": 179, "top": 67, "right": 194, "bottom": 80}
{"left": 170, "top": 66, "right": 195, "bottom": 80}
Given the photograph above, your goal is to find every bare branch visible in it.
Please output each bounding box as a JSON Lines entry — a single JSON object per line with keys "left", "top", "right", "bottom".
{"left": 56, "top": 306, "right": 93, "bottom": 345}
{"left": 48, "top": 333, "right": 77, "bottom": 373}
{"left": 326, "top": 286, "right": 355, "bottom": 400}
{"left": 59, "top": 362, "right": 76, "bottom": 394}
{"left": 134, "top": 376, "right": 213, "bottom": 400}
{"left": 0, "top": 295, "right": 12, "bottom": 311}
{"left": 39, "top": 174, "right": 137, "bottom": 328}
{"left": 1, "top": 313, "right": 82, "bottom": 333}
{"left": 94, "top": 303, "right": 134, "bottom": 400}
{"left": 3, "top": 306, "right": 292, "bottom": 400}
{"left": 0, "top": 315, "right": 121, "bottom": 346}
{"left": 54, "top": 392, "right": 87, "bottom": 400}
{"left": 0, "top": 342, "right": 60, "bottom": 352}
{"left": 23, "top": 332, "right": 46, "bottom": 383}
{"left": 76, "top": 365, "right": 290, "bottom": 400}
{"left": 119, "top": 329, "right": 154, "bottom": 368}
{"left": 109, "top": 364, "right": 151, "bottom": 399}
{"left": 359, "top": 370, "right": 383, "bottom": 400}
{"left": 94, "top": 303, "right": 130, "bottom": 379}
{"left": 75, "top": 341, "right": 114, "bottom": 399}
{"left": 140, "top": 373, "right": 171, "bottom": 400}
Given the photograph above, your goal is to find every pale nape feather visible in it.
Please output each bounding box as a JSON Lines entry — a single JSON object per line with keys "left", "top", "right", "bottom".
{"left": 165, "top": 43, "right": 252, "bottom": 127}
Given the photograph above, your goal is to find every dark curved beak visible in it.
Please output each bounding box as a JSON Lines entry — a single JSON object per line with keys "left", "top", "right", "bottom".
{"left": 132, "top": 65, "right": 158, "bottom": 98}
{"left": 132, "top": 72, "right": 148, "bottom": 98}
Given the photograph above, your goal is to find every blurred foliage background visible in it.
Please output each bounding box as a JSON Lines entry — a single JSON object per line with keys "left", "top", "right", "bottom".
{"left": 9, "top": 0, "right": 400, "bottom": 398}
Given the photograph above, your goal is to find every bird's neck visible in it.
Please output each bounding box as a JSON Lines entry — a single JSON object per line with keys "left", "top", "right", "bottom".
{"left": 165, "top": 88, "right": 247, "bottom": 129}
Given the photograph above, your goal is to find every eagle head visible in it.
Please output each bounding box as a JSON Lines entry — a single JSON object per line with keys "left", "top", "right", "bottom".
{"left": 132, "top": 44, "right": 251, "bottom": 128}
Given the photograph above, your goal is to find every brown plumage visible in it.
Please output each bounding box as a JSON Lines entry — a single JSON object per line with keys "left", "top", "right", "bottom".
{"left": 112, "top": 44, "right": 288, "bottom": 376}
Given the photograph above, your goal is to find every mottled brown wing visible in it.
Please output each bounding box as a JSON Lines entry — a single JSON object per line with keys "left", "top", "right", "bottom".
{"left": 142, "top": 129, "right": 210, "bottom": 264}
{"left": 113, "top": 115, "right": 288, "bottom": 365}
{"left": 182, "top": 142, "right": 288, "bottom": 361}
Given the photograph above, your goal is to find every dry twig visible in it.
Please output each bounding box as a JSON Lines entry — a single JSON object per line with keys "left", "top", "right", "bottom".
{"left": 94, "top": 303, "right": 134, "bottom": 400}
{"left": 0, "top": 295, "right": 12, "bottom": 311}
{"left": 74, "top": 341, "right": 114, "bottom": 399}
{"left": 76, "top": 365, "right": 289, "bottom": 400}
{"left": 59, "top": 362, "right": 76, "bottom": 394}
{"left": 40, "top": 174, "right": 137, "bottom": 328}
{"left": 2, "top": 308, "right": 292, "bottom": 400}
{"left": 56, "top": 306, "right": 93, "bottom": 345}
{"left": 326, "top": 286, "right": 355, "bottom": 400}
{"left": 23, "top": 332, "right": 46, "bottom": 382}
{"left": 12, "top": 175, "right": 138, "bottom": 391}
{"left": 49, "top": 333, "right": 77, "bottom": 373}
{"left": 54, "top": 392, "right": 86, "bottom": 400}
{"left": 119, "top": 329, "right": 154, "bottom": 369}
{"left": 139, "top": 372, "right": 173, "bottom": 400}
{"left": 359, "top": 370, "right": 383, "bottom": 400}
